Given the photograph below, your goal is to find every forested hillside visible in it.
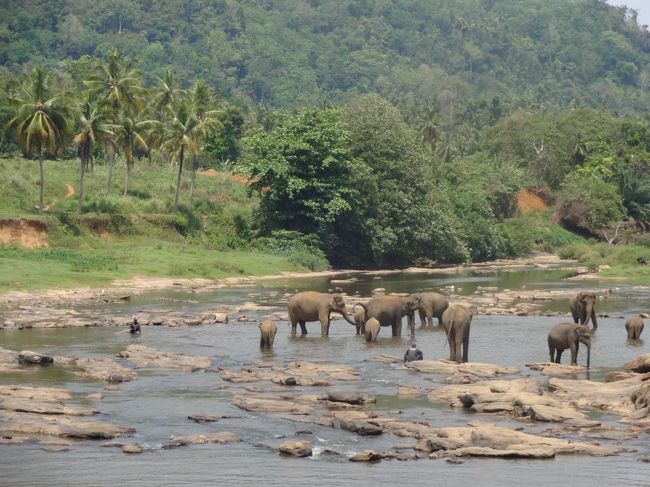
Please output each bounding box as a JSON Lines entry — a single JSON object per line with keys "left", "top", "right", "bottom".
{"left": 1, "top": 0, "right": 650, "bottom": 280}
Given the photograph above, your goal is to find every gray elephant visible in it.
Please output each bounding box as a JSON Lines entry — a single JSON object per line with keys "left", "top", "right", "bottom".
{"left": 354, "top": 307, "right": 366, "bottom": 335}
{"left": 364, "top": 317, "right": 380, "bottom": 342}
{"left": 625, "top": 315, "right": 645, "bottom": 339}
{"left": 259, "top": 319, "right": 277, "bottom": 348}
{"left": 441, "top": 304, "right": 473, "bottom": 363}
{"left": 355, "top": 294, "right": 420, "bottom": 338}
{"left": 569, "top": 291, "right": 598, "bottom": 329}
{"left": 288, "top": 291, "right": 357, "bottom": 337}
{"left": 416, "top": 292, "right": 449, "bottom": 327}
{"left": 547, "top": 322, "right": 591, "bottom": 368}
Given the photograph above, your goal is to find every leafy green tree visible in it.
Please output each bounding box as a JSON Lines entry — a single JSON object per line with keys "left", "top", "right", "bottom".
{"left": 73, "top": 94, "right": 114, "bottom": 212}
{"left": 113, "top": 110, "right": 153, "bottom": 195}
{"left": 5, "top": 67, "right": 71, "bottom": 213}
{"left": 618, "top": 169, "right": 650, "bottom": 230}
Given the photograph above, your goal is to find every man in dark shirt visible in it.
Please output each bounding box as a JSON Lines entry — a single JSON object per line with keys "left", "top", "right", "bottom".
{"left": 404, "top": 343, "right": 423, "bottom": 362}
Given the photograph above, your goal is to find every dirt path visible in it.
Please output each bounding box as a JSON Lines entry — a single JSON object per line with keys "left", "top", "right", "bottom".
{"left": 42, "top": 183, "right": 75, "bottom": 211}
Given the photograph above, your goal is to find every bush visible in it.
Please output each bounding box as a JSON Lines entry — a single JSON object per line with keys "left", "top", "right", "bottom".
{"left": 251, "top": 230, "right": 330, "bottom": 271}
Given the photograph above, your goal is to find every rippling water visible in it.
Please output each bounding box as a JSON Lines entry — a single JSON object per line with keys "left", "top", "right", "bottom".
{"left": 1, "top": 269, "right": 649, "bottom": 486}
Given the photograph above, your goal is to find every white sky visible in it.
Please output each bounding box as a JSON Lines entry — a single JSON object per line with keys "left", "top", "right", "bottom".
{"left": 606, "top": 0, "right": 650, "bottom": 27}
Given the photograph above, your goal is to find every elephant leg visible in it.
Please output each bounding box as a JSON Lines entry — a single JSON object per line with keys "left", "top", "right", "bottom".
{"left": 454, "top": 336, "right": 463, "bottom": 364}
{"left": 427, "top": 311, "right": 434, "bottom": 328}
{"left": 570, "top": 343, "right": 578, "bottom": 365}
{"left": 462, "top": 328, "right": 469, "bottom": 363}
{"left": 555, "top": 349, "right": 563, "bottom": 364}
{"left": 299, "top": 320, "right": 307, "bottom": 335}
{"left": 290, "top": 317, "right": 298, "bottom": 337}
{"left": 419, "top": 309, "right": 426, "bottom": 327}
{"left": 318, "top": 311, "right": 330, "bottom": 337}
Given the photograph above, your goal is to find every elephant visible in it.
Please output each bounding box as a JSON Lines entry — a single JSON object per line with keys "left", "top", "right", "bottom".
{"left": 415, "top": 292, "right": 449, "bottom": 327}
{"left": 441, "top": 304, "right": 473, "bottom": 363}
{"left": 625, "top": 315, "right": 645, "bottom": 339}
{"left": 569, "top": 291, "right": 598, "bottom": 329}
{"left": 287, "top": 291, "right": 357, "bottom": 337}
{"left": 354, "top": 307, "right": 366, "bottom": 335}
{"left": 547, "top": 322, "right": 591, "bottom": 368}
{"left": 355, "top": 294, "right": 421, "bottom": 338}
{"left": 364, "top": 318, "right": 380, "bottom": 342}
{"left": 259, "top": 319, "right": 277, "bottom": 348}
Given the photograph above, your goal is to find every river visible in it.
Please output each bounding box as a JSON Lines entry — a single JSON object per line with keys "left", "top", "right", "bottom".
{"left": 1, "top": 268, "right": 648, "bottom": 486}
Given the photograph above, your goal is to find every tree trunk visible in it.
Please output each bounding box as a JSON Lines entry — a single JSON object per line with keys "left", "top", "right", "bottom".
{"left": 38, "top": 153, "right": 44, "bottom": 214}
{"left": 189, "top": 164, "right": 197, "bottom": 206}
{"left": 174, "top": 147, "right": 184, "bottom": 210}
{"left": 107, "top": 147, "right": 115, "bottom": 194}
{"left": 123, "top": 165, "right": 129, "bottom": 196}
{"left": 78, "top": 159, "right": 85, "bottom": 214}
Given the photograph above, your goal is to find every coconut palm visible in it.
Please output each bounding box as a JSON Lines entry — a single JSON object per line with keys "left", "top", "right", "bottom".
{"left": 84, "top": 48, "right": 143, "bottom": 194}
{"left": 73, "top": 95, "right": 114, "bottom": 213}
{"left": 113, "top": 110, "right": 155, "bottom": 196}
{"left": 5, "top": 67, "right": 71, "bottom": 213}
{"left": 153, "top": 69, "right": 186, "bottom": 121}
{"left": 162, "top": 102, "right": 211, "bottom": 209}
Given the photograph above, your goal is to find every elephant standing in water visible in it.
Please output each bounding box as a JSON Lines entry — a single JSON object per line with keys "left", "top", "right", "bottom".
{"left": 259, "top": 320, "right": 277, "bottom": 348}
{"left": 569, "top": 291, "right": 598, "bottom": 329}
{"left": 441, "top": 304, "right": 473, "bottom": 363}
{"left": 547, "top": 322, "right": 591, "bottom": 367}
{"left": 625, "top": 315, "right": 645, "bottom": 339}
{"left": 355, "top": 294, "right": 421, "bottom": 338}
{"left": 364, "top": 318, "right": 380, "bottom": 342}
{"left": 416, "top": 292, "right": 449, "bottom": 327}
{"left": 288, "top": 291, "right": 357, "bottom": 337}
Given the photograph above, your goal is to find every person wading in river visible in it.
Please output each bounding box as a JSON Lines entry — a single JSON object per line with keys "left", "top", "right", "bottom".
{"left": 404, "top": 343, "right": 423, "bottom": 362}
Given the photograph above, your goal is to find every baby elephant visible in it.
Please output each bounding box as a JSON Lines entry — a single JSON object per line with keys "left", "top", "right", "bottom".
{"left": 625, "top": 315, "right": 645, "bottom": 339}
{"left": 364, "top": 318, "right": 380, "bottom": 342}
{"left": 548, "top": 322, "right": 591, "bottom": 368}
{"left": 259, "top": 319, "right": 277, "bottom": 348}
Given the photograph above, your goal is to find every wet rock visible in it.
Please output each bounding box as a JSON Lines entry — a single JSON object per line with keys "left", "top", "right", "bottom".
{"left": 604, "top": 371, "right": 638, "bottom": 382}
{"left": 221, "top": 361, "right": 359, "bottom": 387}
{"left": 74, "top": 357, "right": 137, "bottom": 383}
{"left": 624, "top": 354, "right": 650, "bottom": 373}
{"left": 164, "top": 432, "right": 240, "bottom": 449}
{"left": 444, "top": 446, "right": 556, "bottom": 459}
{"left": 337, "top": 419, "right": 383, "bottom": 436}
{"left": 279, "top": 440, "right": 312, "bottom": 457}
{"left": 405, "top": 360, "right": 519, "bottom": 378}
{"left": 326, "top": 391, "right": 375, "bottom": 405}
{"left": 527, "top": 362, "right": 588, "bottom": 377}
{"left": 446, "top": 457, "right": 464, "bottom": 464}
{"left": 398, "top": 384, "right": 420, "bottom": 396}
{"left": 0, "top": 384, "right": 72, "bottom": 403}
{"left": 639, "top": 456, "right": 650, "bottom": 463}
{"left": 349, "top": 450, "right": 382, "bottom": 462}
{"left": 0, "top": 397, "right": 97, "bottom": 416}
{"left": 368, "top": 355, "right": 402, "bottom": 364}
{"left": 232, "top": 394, "right": 314, "bottom": 414}
{"left": 0, "top": 410, "right": 134, "bottom": 439}
{"left": 187, "top": 415, "right": 220, "bottom": 423}
{"left": 428, "top": 378, "right": 541, "bottom": 408}
{"left": 122, "top": 443, "right": 143, "bottom": 454}
{"left": 118, "top": 344, "right": 211, "bottom": 370}
{"left": 17, "top": 351, "right": 53, "bottom": 365}
{"left": 523, "top": 404, "right": 587, "bottom": 422}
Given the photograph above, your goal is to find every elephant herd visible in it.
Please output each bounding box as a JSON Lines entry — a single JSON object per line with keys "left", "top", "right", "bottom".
{"left": 258, "top": 289, "right": 645, "bottom": 368}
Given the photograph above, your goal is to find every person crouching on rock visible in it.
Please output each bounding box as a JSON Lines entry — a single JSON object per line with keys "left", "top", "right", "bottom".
{"left": 130, "top": 317, "right": 141, "bottom": 335}
{"left": 404, "top": 343, "right": 423, "bottom": 362}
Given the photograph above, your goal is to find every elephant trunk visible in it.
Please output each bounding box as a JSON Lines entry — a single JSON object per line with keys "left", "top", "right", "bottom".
{"left": 583, "top": 302, "right": 593, "bottom": 327}
{"left": 407, "top": 312, "right": 415, "bottom": 340}
{"left": 340, "top": 308, "right": 359, "bottom": 328}
{"left": 586, "top": 341, "right": 591, "bottom": 368}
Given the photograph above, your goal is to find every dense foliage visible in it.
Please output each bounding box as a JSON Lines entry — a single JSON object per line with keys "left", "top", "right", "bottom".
{"left": 1, "top": 1, "right": 650, "bottom": 270}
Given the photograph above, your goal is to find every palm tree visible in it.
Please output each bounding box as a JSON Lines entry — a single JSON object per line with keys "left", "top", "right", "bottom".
{"left": 84, "top": 48, "right": 143, "bottom": 194}
{"left": 153, "top": 69, "right": 186, "bottom": 121}
{"left": 417, "top": 105, "right": 444, "bottom": 153}
{"left": 5, "top": 68, "right": 71, "bottom": 213}
{"left": 113, "top": 110, "right": 154, "bottom": 196}
{"left": 186, "top": 80, "right": 222, "bottom": 204}
{"left": 162, "top": 103, "right": 210, "bottom": 209}
{"left": 73, "top": 94, "right": 114, "bottom": 213}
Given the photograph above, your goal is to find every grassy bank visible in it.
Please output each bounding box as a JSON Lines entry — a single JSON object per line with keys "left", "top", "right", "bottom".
{"left": 0, "top": 157, "right": 322, "bottom": 291}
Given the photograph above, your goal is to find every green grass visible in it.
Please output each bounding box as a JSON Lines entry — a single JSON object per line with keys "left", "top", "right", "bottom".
{"left": 0, "top": 157, "right": 311, "bottom": 291}
{"left": 558, "top": 241, "right": 650, "bottom": 282}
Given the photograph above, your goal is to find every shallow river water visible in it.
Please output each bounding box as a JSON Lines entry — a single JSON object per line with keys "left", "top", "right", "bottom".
{"left": 1, "top": 268, "right": 649, "bottom": 486}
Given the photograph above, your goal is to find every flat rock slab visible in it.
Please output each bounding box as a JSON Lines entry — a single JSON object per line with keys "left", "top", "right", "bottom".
{"left": 221, "top": 361, "right": 359, "bottom": 387}
{"left": 349, "top": 450, "right": 382, "bottom": 462}
{"left": 0, "top": 398, "right": 97, "bottom": 417}
{"left": 164, "top": 431, "right": 240, "bottom": 449}
{"left": 279, "top": 440, "right": 312, "bottom": 457}
{"left": 326, "top": 391, "right": 376, "bottom": 405}
{"left": 442, "top": 446, "right": 556, "bottom": 459}
{"left": 0, "top": 410, "right": 134, "bottom": 439}
{"left": 527, "top": 362, "right": 588, "bottom": 376}
{"left": 0, "top": 385, "right": 72, "bottom": 403}
{"left": 232, "top": 394, "right": 314, "bottom": 415}
{"left": 118, "top": 345, "right": 211, "bottom": 370}
{"left": 122, "top": 443, "right": 144, "bottom": 454}
{"left": 428, "top": 378, "right": 541, "bottom": 408}
{"left": 74, "top": 357, "right": 137, "bottom": 383}
{"left": 405, "top": 360, "right": 519, "bottom": 377}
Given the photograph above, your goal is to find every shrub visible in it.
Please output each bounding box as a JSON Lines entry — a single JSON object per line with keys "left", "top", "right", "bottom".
{"left": 251, "top": 230, "right": 330, "bottom": 271}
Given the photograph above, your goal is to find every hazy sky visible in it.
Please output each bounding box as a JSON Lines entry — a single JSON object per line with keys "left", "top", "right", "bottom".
{"left": 606, "top": 0, "right": 650, "bottom": 27}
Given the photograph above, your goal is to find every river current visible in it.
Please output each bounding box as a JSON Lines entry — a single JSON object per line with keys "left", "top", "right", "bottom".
{"left": 1, "top": 268, "right": 648, "bottom": 486}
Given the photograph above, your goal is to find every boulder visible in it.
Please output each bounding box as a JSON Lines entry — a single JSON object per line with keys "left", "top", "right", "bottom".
{"left": 337, "top": 420, "right": 383, "bottom": 436}
{"left": 232, "top": 394, "right": 314, "bottom": 415}
{"left": 122, "top": 443, "right": 143, "bottom": 454}
{"left": 279, "top": 440, "right": 312, "bottom": 457}
{"left": 349, "top": 450, "right": 382, "bottom": 462}
{"left": 74, "top": 357, "right": 137, "bottom": 383}
{"left": 326, "top": 391, "right": 375, "bottom": 405}
{"left": 17, "top": 351, "right": 53, "bottom": 365}
{"left": 624, "top": 354, "right": 650, "bottom": 374}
